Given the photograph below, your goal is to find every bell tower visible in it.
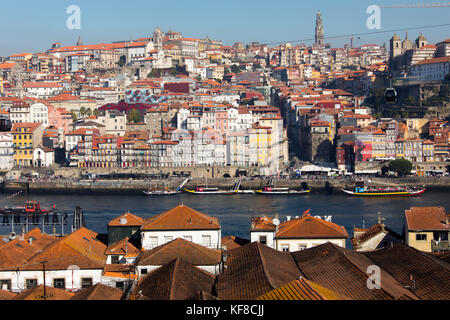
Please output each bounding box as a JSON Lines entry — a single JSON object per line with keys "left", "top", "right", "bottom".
{"left": 315, "top": 10, "right": 324, "bottom": 46}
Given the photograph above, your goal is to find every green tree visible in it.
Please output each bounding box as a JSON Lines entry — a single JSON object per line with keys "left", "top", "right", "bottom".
{"left": 127, "top": 109, "right": 142, "bottom": 123}
{"left": 70, "top": 110, "right": 77, "bottom": 122}
{"left": 86, "top": 108, "right": 92, "bottom": 116}
{"left": 388, "top": 159, "right": 413, "bottom": 177}
{"left": 93, "top": 109, "right": 99, "bottom": 117}
{"left": 118, "top": 55, "right": 126, "bottom": 67}
{"left": 230, "top": 65, "right": 241, "bottom": 74}
{"left": 79, "top": 107, "right": 86, "bottom": 118}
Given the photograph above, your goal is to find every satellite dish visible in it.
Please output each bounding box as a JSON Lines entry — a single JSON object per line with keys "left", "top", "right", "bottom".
{"left": 273, "top": 218, "right": 280, "bottom": 226}
{"left": 119, "top": 218, "right": 128, "bottom": 225}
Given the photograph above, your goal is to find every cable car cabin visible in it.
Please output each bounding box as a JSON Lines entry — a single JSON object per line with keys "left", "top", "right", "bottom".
{"left": 25, "top": 201, "right": 42, "bottom": 214}
{"left": 384, "top": 87, "right": 398, "bottom": 104}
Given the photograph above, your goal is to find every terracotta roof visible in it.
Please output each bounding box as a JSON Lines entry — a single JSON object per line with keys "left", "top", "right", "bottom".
{"left": 132, "top": 258, "right": 216, "bottom": 300}
{"left": 21, "top": 228, "right": 58, "bottom": 250}
{"left": 108, "top": 211, "right": 144, "bottom": 227}
{"left": 256, "top": 277, "right": 348, "bottom": 300}
{"left": 18, "top": 227, "right": 107, "bottom": 271}
{"left": 0, "top": 290, "right": 17, "bottom": 300}
{"left": 141, "top": 204, "right": 220, "bottom": 231}
{"left": 137, "top": 238, "right": 221, "bottom": 266}
{"left": 405, "top": 207, "right": 449, "bottom": 231}
{"left": 70, "top": 283, "right": 123, "bottom": 300}
{"left": 221, "top": 235, "right": 250, "bottom": 250}
{"left": 350, "top": 223, "right": 402, "bottom": 247}
{"left": 292, "top": 242, "right": 418, "bottom": 300}
{"left": 105, "top": 238, "right": 140, "bottom": 257}
{"left": 11, "top": 122, "right": 41, "bottom": 133}
{"left": 362, "top": 244, "right": 450, "bottom": 300}
{"left": 413, "top": 56, "right": 450, "bottom": 66}
{"left": 12, "top": 285, "right": 74, "bottom": 300}
{"left": 276, "top": 213, "right": 348, "bottom": 239}
{"left": 0, "top": 238, "right": 41, "bottom": 270}
{"left": 215, "top": 242, "right": 303, "bottom": 300}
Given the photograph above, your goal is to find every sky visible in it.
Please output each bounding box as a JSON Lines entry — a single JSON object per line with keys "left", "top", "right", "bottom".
{"left": 0, "top": 0, "right": 449, "bottom": 56}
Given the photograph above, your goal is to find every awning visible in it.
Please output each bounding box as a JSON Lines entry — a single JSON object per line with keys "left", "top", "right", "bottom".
{"left": 355, "top": 170, "right": 378, "bottom": 174}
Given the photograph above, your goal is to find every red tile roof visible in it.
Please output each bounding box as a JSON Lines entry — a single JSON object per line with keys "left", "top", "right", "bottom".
{"left": 141, "top": 205, "right": 220, "bottom": 231}
{"left": 132, "top": 258, "right": 216, "bottom": 300}
{"left": 137, "top": 238, "right": 221, "bottom": 266}
{"left": 257, "top": 277, "right": 348, "bottom": 300}
{"left": 405, "top": 207, "right": 449, "bottom": 231}
{"left": 276, "top": 213, "right": 348, "bottom": 239}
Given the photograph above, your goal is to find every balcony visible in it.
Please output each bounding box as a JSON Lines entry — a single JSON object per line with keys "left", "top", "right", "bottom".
{"left": 432, "top": 240, "right": 449, "bottom": 252}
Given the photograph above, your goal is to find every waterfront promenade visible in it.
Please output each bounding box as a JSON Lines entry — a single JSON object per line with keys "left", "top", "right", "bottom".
{"left": 2, "top": 175, "right": 450, "bottom": 195}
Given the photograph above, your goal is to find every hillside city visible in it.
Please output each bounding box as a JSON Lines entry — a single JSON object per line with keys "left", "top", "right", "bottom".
{"left": 0, "top": 10, "right": 449, "bottom": 302}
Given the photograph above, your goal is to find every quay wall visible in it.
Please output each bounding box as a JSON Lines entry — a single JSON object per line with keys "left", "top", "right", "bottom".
{"left": 1, "top": 177, "right": 450, "bottom": 195}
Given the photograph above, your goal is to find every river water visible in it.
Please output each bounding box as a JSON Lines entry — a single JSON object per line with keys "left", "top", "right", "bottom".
{"left": 1, "top": 191, "right": 449, "bottom": 245}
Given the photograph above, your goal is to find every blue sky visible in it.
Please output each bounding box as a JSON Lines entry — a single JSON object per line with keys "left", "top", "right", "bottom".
{"left": 0, "top": 0, "right": 449, "bottom": 56}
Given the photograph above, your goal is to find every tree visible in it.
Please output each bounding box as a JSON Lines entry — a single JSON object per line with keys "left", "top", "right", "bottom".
{"left": 388, "top": 159, "right": 413, "bottom": 177}
{"left": 118, "top": 55, "right": 126, "bottom": 67}
{"left": 70, "top": 110, "right": 78, "bottom": 123}
{"left": 127, "top": 109, "right": 141, "bottom": 124}
{"left": 230, "top": 65, "right": 241, "bottom": 74}
{"left": 93, "top": 109, "right": 99, "bottom": 117}
{"left": 79, "top": 107, "right": 86, "bottom": 117}
{"left": 86, "top": 108, "right": 92, "bottom": 116}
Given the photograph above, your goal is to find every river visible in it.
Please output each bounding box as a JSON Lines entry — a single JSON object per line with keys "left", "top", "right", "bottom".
{"left": 0, "top": 191, "right": 449, "bottom": 246}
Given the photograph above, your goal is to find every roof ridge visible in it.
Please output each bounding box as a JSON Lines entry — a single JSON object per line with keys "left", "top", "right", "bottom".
{"left": 278, "top": 215, "right": 346, "bottom": 237}
{"left": 297, "top": 278, "right": 324, "bottom": 300}
{"left": 168, "top": 258, "right": 179, "bottom": 300}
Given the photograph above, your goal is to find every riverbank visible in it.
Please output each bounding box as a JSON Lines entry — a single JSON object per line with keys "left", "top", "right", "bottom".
{"left": 2, "top": 176, "right": 450, "bottom": 195}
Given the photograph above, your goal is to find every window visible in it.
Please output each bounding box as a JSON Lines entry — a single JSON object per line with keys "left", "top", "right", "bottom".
{"left": 25, "top": 279, "right": 38, "bottom": 289}
{"left": 298, "top": 244, "right": 307, "bottom": 251}
{"left": 281, "top": 245, "right": 290, "bottom": 252}
{"left": 164, "top": 236, "right": 173, "bottom": 243}
{"left": 81, "top": 278, "right": 93, "bottom": 289}
{"left": 416, "top": 234, "right": 427, "bottom": 241}
{"left": 148, "top": 236, "right": 158, "bottom": 248}
{"left": 183, "top": 235, "right": 192, "bottom": 242}
{"left": 53, "top": 278, "right": 65, "bottom": 289}
{"left": 202, "top": 235, "right": 211, "bottom": 247}
{"left": 259, "top": 235, "right": 267, "bottom": 245}
{"left": 141, "top": 268, "right": 147, "bottom": 275}
{"left": 116, "top": 281, "right": 124, "bottom": 290}
{"left": 0, "top": 280, "right": 11, "bottom": 290}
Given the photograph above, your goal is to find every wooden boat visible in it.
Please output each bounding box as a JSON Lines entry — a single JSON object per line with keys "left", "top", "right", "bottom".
{"left": 184, "top": 178, "right": 239, "bottom": 195}
{"left": 183, "top": 186, "right": 238, "bottom": 195}
{"left": 143, "top": 178, "right": 190, "bottom": 196}
{"left": 143, "top": 190, "right": 178, "bottom": 196}
{"left": 342, "top": 181, "right": 426, "bottom": 197}
{"left": 254, "top": 179, "right": 311, "bottom": 195}
{"left": 254, "top": 186, "right": 311, "bottom": 195}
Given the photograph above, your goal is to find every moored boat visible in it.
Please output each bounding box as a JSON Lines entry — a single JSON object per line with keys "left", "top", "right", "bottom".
{"left": 253, "top": 180, "right": 311, "bottom": 195}
{"left": 183, "top": 186, "right": 238, "bottom": 195}
{"left": 342, "top": 181, "right": 426, "bottom": 197}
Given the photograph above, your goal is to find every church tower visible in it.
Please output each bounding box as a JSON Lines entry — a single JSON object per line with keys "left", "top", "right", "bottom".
{"left": 415, "top": 33, "right": 427, "bottom": 49}
{"left": 153, "top": 27, "right": 163, "bottom": 51}
{"left": 315, "top": 10, "right": 324, "bottom": 46}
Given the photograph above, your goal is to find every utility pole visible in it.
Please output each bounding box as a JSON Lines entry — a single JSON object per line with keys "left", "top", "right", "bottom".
{"left": 41, "top": 261, "right": 48, "bottom": 300}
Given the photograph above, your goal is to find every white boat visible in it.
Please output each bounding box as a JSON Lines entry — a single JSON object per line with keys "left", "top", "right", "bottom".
{"left": 143, "top": 190, "right": 178, "bottom": 196}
